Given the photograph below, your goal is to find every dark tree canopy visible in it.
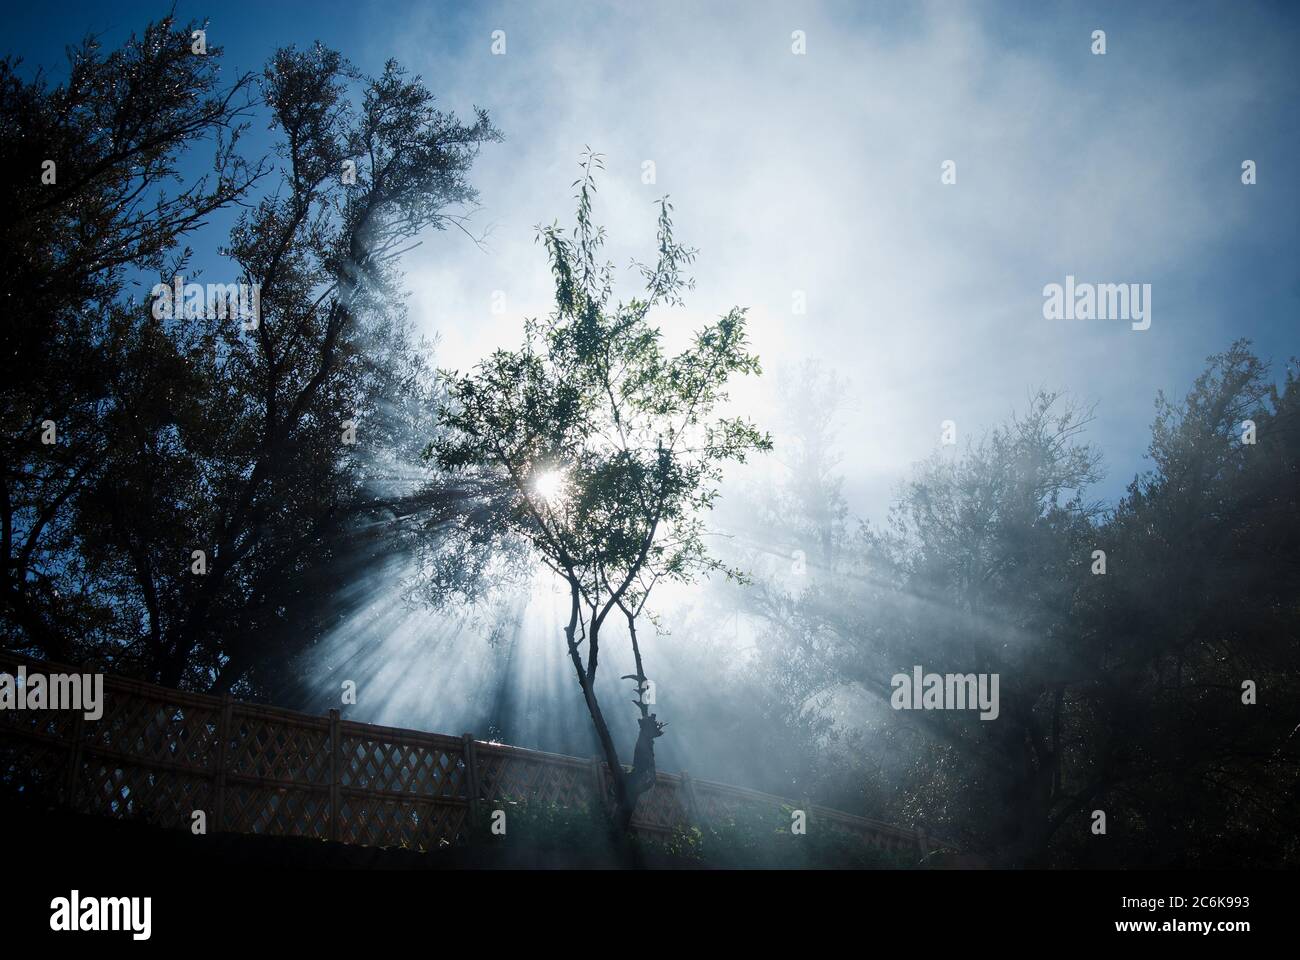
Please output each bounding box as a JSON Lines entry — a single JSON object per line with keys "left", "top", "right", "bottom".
{"left": 739, "top": 342, "right": 1300, "bottom": 867}
{"left": 0, "top": 17, "right": 500, "bottom": 696}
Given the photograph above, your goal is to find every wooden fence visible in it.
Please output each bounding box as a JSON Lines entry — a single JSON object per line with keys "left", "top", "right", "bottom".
{"left": 0, "top": 652, "right": 934, "bottom": 860}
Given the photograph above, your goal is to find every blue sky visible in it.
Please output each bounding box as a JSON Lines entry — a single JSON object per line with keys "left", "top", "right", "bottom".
{"left": 6, "top": 0, "right": 1298, "bottom": 521}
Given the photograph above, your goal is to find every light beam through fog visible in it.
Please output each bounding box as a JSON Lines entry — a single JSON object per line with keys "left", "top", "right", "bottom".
{"left": 4, "top": 0, "right": 1297, "bottom": 877}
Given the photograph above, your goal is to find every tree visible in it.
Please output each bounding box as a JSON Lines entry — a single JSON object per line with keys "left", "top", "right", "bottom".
{"left": 1, "top": 18, "right": 502, "bottom": 696}
{"left": 137, "top": 43, "right": 499, "bottom": 691}
{"left": 1, "top": 15, "right": 262, "bottom": 665}
{"left": 743, "top": 345, "right": 1300, "bottom": 867}
{"left": 867, "top": 392, "right": 1106, "bottom": 865}
{"left": 432, "top": 154, "right": 771, "bottom": 827}
{"left": 745, "top": 389, "right": 1107, "bottom": 863}
{"left": 1073, "top": 341, "right": 1300, "bottom": 867}
{"left": 727, "top": 359, "right": 857, "bottom": 799}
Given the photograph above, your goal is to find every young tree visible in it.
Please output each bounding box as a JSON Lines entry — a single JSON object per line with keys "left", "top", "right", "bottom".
{"left": 432, "top": 154, "right": 770, "bottom": 827}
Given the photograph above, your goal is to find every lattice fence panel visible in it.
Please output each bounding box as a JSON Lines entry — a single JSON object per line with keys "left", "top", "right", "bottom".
{"left": 74, "top": 758, "right": 213, "bottom": 829}
{"left": 227, "top": 713, "right": 330, "bottom": 785}
{"left": 477, "top": 749, "right": 596, "bottom": 808}
{"left": 0, "top": 655, "right": 929, "bottom": 858}
{"left": 693, "top": 782, "right": 787, "bottom": 826}
{"left": 225, "top": 784, "right": 330, "bottom": 838}
{"left": 339, "top": 733, "right": 466, "bottom": 798}
{"left": 0, "top": 702, "right": 79, "bottom": 744}
{"left": 816, "top": 810, "right": 915, "bottom": 853}
{"left": 0, "top": 737, "right": 67, "bottom": 800}
{"left": 629, "top": 776, "right": 692, "bottom": 833}
{"left": 85, "top": 694, "right": 220, "bottom": 770}
{"left": 337, "top": 795, "right": 469, "bottom": 850}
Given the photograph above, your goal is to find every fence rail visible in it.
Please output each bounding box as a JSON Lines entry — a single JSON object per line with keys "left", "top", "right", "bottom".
{"left": 0, "top": 653, "right": 933, "bottom": 860}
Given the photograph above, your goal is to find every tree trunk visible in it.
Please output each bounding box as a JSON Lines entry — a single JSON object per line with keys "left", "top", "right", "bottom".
{"left": 621, "top": 714, "right": 663, "bottom": 829}
{"left": 578, "top": 670, "right": 630, "bottom": 816}
{"left": 561, "top": 580, "right": 669, "bottom": 832}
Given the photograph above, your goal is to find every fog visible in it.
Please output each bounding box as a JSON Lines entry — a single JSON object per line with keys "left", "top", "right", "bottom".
{"left": 292, "top": 1, "right": 1299, "bottom": 794}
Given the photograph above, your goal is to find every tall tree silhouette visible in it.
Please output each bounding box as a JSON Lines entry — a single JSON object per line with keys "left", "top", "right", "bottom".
{"left": 0, "top": 17, "right": 501, "bottom": 695}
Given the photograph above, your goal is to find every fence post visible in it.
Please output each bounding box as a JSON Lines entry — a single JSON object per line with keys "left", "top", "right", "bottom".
{"left": 63, "top": 709, "right": 86, "bottom": 810}
{"left": 589, "top": 756, "right": 607, "bottom": 814}
{"left": 328, "top": 709, "right": 341, "bottom": 843}
{"left": 213, "top": 694, "right": 233, "bottom": 832}
{"left": 461, "top": 733, "right": 481, "bottom": 833}
{"left": 916, "top": 825, "right": 931, "bottom": 863}
{"left": 678, "top": 770, "right": 703, "bottom": 831}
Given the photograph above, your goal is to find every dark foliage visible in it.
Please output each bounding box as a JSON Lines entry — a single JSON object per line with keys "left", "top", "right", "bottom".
{"left": 0, "top": 16, "right": 500, "bottom": 695}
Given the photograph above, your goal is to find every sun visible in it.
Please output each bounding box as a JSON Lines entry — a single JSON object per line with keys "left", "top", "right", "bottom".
{"left": 532, "top": 469, "right": 566, "bottom": 506}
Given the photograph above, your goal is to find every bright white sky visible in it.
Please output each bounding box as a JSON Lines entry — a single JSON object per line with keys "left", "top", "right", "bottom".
{"left": 367, "top": 0, "right": 1299, "bottom": 523}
